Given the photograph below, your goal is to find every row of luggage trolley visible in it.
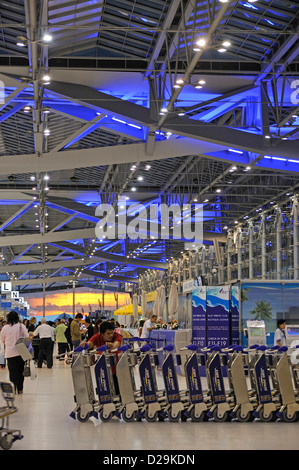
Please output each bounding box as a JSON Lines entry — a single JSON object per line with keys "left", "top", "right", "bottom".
{"left": 69, "top": 337, "right": 299, "bottom": 424}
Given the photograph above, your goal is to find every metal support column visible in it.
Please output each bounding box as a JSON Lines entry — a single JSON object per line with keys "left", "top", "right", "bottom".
{"left": 248, "top": 221, "right": 254, "bottom": 279}
{"left": 276, "top": 209, "right": 282, "bottom": 280}
{"left": 293, "top": 197, "right": 299, "bottom": 280}
{"left": 261, "top": 213, "right": 267, "bottom": 279}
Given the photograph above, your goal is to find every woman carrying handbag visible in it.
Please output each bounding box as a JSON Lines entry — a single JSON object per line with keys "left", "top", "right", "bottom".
{"left": 0, "top": 311, "right": 29, "bottom": 394}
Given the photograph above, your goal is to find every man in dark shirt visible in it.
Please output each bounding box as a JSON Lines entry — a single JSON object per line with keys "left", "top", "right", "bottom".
{"left": 80, "top": 321, "right": 122, "bottom": 394}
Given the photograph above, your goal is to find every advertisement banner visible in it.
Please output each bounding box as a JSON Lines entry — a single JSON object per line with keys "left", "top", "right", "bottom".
{"left": 230, "top": 285, "right": 240, "bottom": 345}
{"left": 139, "top": 354, "right": 157, "bottom": 404}
{"left": 94, "top": 355, "right": 112, "bottom": 404}
{"left": 206, "top": 286, "right": 230, "bottom": 348}
{"left": 162, "top": 355, "right": 180, "bottom": 404}
{"left": 192, "top": 286, "right": 207, "bottom": 348}
{"left": 185, "top": 353, "right": 204, "bottom": 404}
{"left": 208, "top": 354, "right": 227, "bottom": 404}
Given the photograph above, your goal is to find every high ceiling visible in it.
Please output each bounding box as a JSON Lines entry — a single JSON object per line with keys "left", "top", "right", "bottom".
{"left": 0, "top": 0, "right": 298, "bottom": 294}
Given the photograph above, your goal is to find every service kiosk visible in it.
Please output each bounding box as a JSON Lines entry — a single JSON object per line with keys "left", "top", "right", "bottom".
{"left": 285, "top": 324, "right": 299, "bottom": 347}
{"left": 245, "top": 320, "right": 267, "bottom": 347}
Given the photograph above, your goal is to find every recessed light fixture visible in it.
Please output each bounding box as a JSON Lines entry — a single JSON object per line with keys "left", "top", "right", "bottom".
{"left": 196, "top": 38, "right": 206, "bottom": 47}
{"left": 43, "top": 33, "right": 52, "bottom": 42}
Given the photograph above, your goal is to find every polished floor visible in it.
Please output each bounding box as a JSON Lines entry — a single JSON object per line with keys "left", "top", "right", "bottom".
{"left": 0, "top": 349, "right": 299, "bottom": 452}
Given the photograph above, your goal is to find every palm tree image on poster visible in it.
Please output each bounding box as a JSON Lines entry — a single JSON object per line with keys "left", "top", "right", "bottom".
{"left": 249, "top": 300, "right": 273, "bottom": 321}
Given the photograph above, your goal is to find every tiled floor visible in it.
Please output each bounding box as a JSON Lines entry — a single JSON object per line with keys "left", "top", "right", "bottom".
{"left": 0, "top": 350, "right": 299, "bottom": 451}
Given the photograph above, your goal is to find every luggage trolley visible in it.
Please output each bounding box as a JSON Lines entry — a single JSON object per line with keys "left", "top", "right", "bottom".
{"left": 248, "top": 345, "right": 280, "bottom": 422}
{"left": 158, "top": 344, "right": 188, "bottom": 421}
{"left": 180, "top": 344, "right": 210, "bottom": 422}
{"left": 0, "top": 382, "right": 23, "bottom": 450}
{"left": 137, "top": 343, "right": 168, "bottom": 422}
{"left": 203, "top": 345, "right": 232, "bottom": 422}
{"left": 94, "top": 345, "right": 122, "bottom": 422}
{"left": 115, "top": 344, "right": 145, "bottom": 422}
{"left": 268, "top": 346, "right": 299, "bottom": 422}
{"left": 223, "top": 345, "right": 256, "bottom": 422}
{"left": 69, "top": 346, "right": 98, "bottom": 422}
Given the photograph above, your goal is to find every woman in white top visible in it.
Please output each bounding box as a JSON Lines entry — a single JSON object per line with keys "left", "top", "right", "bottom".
{"left": 0, "top": 311, "right": 28, "bottom": 394}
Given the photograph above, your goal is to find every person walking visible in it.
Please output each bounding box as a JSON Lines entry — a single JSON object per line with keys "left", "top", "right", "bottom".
{"left": 70, "top": 313, "right": 83, "bottom": 349}
{"left": 33, "top": 318, "right": 54, "bottom": 368}
{"left": 0, "top": 311, "right": 29, "bottom": 394}
{"left": 54, "top": 319, "right": 68, "bottom": 359}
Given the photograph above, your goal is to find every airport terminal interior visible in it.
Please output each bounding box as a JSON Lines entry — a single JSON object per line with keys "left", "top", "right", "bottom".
{"left": 0, "top": 0, "right": 299, "bottom": 452}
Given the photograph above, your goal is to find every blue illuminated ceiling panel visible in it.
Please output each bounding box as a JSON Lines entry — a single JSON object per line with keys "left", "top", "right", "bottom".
{"left": 0, "top": 0, "right": 298, "bottom": 293}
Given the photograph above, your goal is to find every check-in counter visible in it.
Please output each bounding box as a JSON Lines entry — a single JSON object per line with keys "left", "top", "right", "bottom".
{"left": 150, "top": 329, "right": 192, "bottom": 375}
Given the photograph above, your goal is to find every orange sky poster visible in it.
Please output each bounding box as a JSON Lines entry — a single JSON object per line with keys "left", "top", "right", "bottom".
{"left": 24, "top": 287, "right": 130, "bottom": 320}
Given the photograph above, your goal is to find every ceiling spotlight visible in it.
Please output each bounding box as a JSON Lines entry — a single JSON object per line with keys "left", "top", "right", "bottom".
{"left": 44, "top": 174, "right": 49, "bottom": 180}
{"left": 222, "top": 41, "right": 231, "bottom": 48}
{"left": 216, "top": 188, "right": 221, "bottom": 193}
{"left": 196, "top": 38, "right": 206, "bottom": 47}
{"left": 42, "top": 74, "right": 51, "bottom": 82}
{"left": 145, "top": 165, "right": 151, "bottom": 170}
{"left": 131, "top": 187, "right": 137, "bottom": 192}
{"left": 45, "top": 187, "right": 49, "bottom": 191}
{"left": 43, "top": 33, "right": 52, "bottom": 42}
{"left": 16, "top": 36, "right": 27, "bottom": 47}
{"left": 137, "top": 176, "right": 143, "bottom": 181}
{"left": 218, "top": 48, "right": 227, "bottom": 53}
{"left": 44, "top": 129, "right": 50, "bottom": 136}
{"left": 176, "top": 79, "right": 184, "bottom": 84}
{"left": 161, "top": 107, "right": 168, "bottom": 113}
{"left": 198, "top": 80, "right": 206, "bottom": 85}
{"left": 265, "top": 134, "right": 271, "bottom": 139}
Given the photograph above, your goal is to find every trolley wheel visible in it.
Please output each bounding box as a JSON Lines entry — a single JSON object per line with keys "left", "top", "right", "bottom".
{"left": 0, "top": 434, "right": 14, "bottom": 450}
{"left": 99, "top": 410, "right": 114, "bottom": 422}
{"left": 258, "top": 408, "right": 276, "bottom": 423}
{"left": 122, "top": 410, "right": 137, "bottom": 422}
{"left": 181, "top": 410, "right": 188, "bottom": 422}
{"left": 280, "top": 408, "right": 298, "bottom": 423}
{"left": 144, "top": 411, "right": 158, "bottom": 422}
{"left": 76, "top": 410, "right": 91, "bottom": 423}
{"left": 212, "top": 409, "right": 231, "bottom": 423}
{"left": 189, "top": 408, "right": 208, "bottom": 422}
{"left": 168, "top": 409, "right": 181, "bottom": 422}
{"left": 235, "top": 408, "right": 255, "bottom": 423}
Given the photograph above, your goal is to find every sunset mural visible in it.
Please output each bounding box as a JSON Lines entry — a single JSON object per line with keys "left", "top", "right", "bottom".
{"left": 24, "top": 287, "right": 131, "bottom": 321}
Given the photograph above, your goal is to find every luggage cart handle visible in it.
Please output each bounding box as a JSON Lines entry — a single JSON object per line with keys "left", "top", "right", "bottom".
{"left": 96, "top": 345, "right": 109, "bottom": 352}
{"left": 180, "top": 344, "right": 198, "bottom": 352}
{"left": 73, "top": 343, "right": 89, "bottom": 353}
{"left": 140, "top": 344, "right": 152, "bottom": 352}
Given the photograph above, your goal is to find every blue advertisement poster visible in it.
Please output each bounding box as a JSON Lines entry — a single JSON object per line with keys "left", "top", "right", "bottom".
{"left": 206, "top": 286, "right": 230, "bottom": 348}
{"left": 192, "top": 286, "right": 207, "bottom": 348}
{"left": 230, "top": 285, "right": 240, "bottom": 345}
